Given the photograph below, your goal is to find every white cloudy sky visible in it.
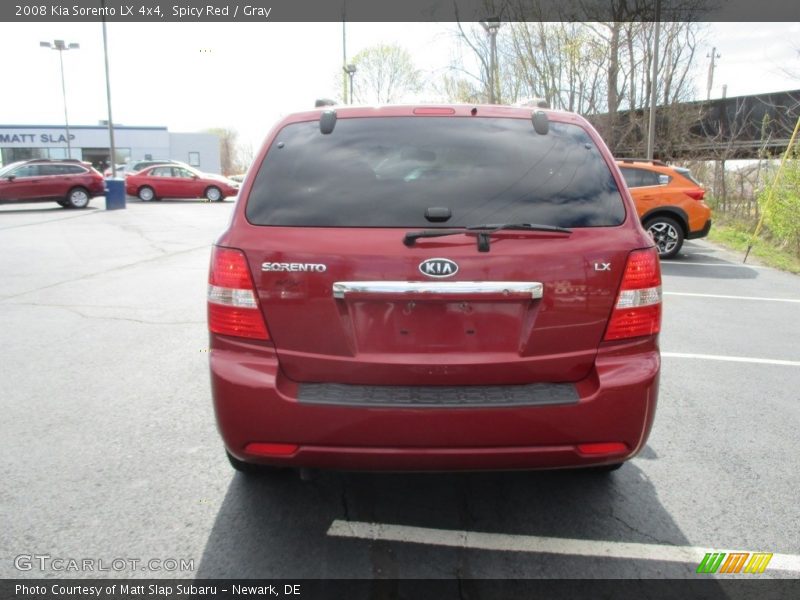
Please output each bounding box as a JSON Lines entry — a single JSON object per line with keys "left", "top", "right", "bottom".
{"left": 1, "top": 21, "right": 798, "bottom": 150}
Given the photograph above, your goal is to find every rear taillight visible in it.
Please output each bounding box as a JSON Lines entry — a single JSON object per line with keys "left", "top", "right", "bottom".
{"left": 208, "top": 246, "right": 270, "bottom": 340}
{"left": 685, "top": 188, "right": 705, "bottom": 201}
{"left": 603, "top": 248, "right": 662, "bottom": 341}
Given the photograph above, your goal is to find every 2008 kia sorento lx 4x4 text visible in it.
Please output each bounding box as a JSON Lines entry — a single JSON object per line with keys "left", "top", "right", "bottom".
{"left": 208, "top": 104, "right": 661, "bottom": 475}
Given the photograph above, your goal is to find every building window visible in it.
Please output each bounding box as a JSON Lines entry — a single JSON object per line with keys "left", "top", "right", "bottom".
{"left": 1, "top": 148, "right": 48, "bottom": 165}
{"left": 188, "top": 152, "right": 200, "bottom": 167}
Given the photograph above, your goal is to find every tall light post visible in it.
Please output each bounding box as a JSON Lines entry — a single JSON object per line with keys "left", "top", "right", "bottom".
{"left": 481, "top": 19, "right": 501, "bottom": 104}
{"left": 40, "top": 39, "right": 79, "bottom": 158}
{"left": 101, "top": 0, "right": 117, "bottom": 177}
{"left": 646, "top": 0, "right": 661, "bottom": 160}
{"left": 344, "top": 64, "right": 357, "bottom": 104}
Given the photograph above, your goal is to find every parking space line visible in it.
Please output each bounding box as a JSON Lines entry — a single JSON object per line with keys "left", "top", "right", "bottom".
{"left": 661, "top": 262, "right": 770, "bottom": 269}
{"left": 664, "top": 292, "right": 800, "bottom": 303}
{"left": 327, "top": 520, "right": 800, "bottom": 572}
{"left": 662, "top": 352, "right": 800, "bottom": 367}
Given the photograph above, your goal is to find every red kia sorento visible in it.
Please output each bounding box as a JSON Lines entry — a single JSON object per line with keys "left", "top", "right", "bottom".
{"left": 208, "top": 104, "right": 661, "bottom": 475}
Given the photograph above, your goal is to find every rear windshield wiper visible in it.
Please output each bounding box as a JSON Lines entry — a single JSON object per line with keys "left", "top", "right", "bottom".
{"left": 403, "top": 223, "right": 572, "bottom": 252}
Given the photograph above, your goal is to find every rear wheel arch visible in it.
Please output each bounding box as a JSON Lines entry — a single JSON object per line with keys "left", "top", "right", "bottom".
{"left": 641, "top": 207, "right": 689, "bottom": 237}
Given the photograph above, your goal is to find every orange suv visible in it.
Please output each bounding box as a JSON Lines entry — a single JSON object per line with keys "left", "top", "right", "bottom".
{"left": 617, "top": 159, "right": 711, "bottom": 258}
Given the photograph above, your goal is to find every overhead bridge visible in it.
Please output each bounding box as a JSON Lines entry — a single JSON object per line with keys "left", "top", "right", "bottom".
{"left": 588, "top": 89, "right": 800, "bottom": 160}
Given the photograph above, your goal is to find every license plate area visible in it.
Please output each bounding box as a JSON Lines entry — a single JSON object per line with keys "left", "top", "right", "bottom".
{"left": 342, "top": 298, "right": 537, "bottom": 354}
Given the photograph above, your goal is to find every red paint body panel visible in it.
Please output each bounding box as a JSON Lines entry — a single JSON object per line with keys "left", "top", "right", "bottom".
{"left": 209, "top": 104, "right": 661, "bottom": 471}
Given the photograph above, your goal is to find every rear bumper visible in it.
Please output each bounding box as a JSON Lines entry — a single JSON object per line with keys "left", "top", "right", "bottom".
{"left": 687, "top": 219, "right": 712, "bottom": 240}
{"left": 210, "top": 337, "right": 660, "bottom": 471}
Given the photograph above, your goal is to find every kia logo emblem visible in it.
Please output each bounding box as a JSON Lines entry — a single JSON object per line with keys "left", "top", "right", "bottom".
{"left": 419, "top": 258, "right": 458, "bottom": 278}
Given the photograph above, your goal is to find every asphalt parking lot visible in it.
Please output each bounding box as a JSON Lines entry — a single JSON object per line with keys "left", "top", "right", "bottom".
{"left": 1, "top": 196, "right": 799, "bottom": 581}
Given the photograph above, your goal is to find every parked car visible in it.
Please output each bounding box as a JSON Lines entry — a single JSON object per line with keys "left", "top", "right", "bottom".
{"left": 0, "top": 158, "right": 105, "bottom": 209}
{"left": 125, "top": 165, "right": 239, "bottom": 201}
{"left": 617, "top": 159, "right": 712, "bottom": 258}
{"left": 208, "top": 104, "right": 662, "bottom": 476}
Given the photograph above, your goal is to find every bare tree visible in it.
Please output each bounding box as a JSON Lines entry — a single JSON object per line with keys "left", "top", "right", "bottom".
{"left": 350, "top": 44, "right": 421, "bottom": 104}
{"left": 206, "top": 128, "right": 252, "bottom": 175}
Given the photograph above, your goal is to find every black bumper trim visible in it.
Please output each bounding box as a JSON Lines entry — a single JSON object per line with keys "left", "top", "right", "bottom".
{"left": 687, "top": 219, "right": 712, "bottom": 240}
{"left": 297, "top": 382, "right": 579, "bottom": 408}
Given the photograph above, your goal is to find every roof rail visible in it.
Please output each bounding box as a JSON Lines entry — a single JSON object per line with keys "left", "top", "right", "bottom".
{"left": 26, "top": 158, "right": 85, "bottom": 164}
{"left": 618, "top": 158, "right": 668, "bottom": 166}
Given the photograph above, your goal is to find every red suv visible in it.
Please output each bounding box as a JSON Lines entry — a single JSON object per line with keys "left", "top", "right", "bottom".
{"left": 208, "top": 105, "right": 661, "bottom": 475}
{"left": 0, "top": 159, "right": 105, "bottom": 209}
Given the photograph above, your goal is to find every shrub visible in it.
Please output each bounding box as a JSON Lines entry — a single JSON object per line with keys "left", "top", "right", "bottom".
{"left": 760, "top": 155, "right": 800, "bottom": 255}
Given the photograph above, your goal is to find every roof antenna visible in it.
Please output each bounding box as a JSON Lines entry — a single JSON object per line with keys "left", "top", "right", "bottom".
{"left": 320, "top": 110, "right": 337, "bottom": 134}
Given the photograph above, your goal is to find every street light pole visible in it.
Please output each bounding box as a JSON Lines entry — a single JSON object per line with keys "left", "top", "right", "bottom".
{"left": 40, "top": 39, "right": 79, "bottom": 158}
{"left": 480, "top": 19, "right": 501, "bottom": 104}
{"left": 646, "top": 0, "right": 661, "bottom": 160}
{"left": 344, "top": 64, "right": 357, "bottom": 104}
{"left": 341, "top": 8, "right": 348, "bottom": 104}
{"left": 101, "top": 0, "right": 117, "bottom": 178}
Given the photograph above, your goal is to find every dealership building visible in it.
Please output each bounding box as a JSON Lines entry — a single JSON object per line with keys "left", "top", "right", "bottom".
{"left": 0, "top": 124, "right": 221, "bottom": 173}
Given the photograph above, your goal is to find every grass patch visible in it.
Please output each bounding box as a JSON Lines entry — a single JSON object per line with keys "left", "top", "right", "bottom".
{"left": 708, "top": 223, "right": 800, "bottom": 274}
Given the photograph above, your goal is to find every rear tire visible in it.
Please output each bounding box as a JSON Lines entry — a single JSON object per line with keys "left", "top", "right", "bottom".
{"left": 138, "top": 186, "right": 156, "bottom": 202}
{"left": 56, "top": 200, "right": 69, "bottom": 208}
{"left": 66, "top": 187, "right": 90, "bottom": 209}
{"left": 205, "top": 186, "right": 223, "bottom": 202}
{"left": 645, "top": 216, "right": 684, "bottom": 259}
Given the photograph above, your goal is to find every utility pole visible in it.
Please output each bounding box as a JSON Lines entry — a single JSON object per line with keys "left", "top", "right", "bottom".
{"left": 646, "top": 0, "right": 661, "bottom": 160}
{"left": 707, "top": 47, "right": 721, "bottom": 100}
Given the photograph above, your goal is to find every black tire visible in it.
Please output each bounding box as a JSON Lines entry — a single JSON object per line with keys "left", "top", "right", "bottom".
{"left": 644, "top": 216, "right": 684, "bottom": 259}
{"left": 226, "top": 451, "right": 289, "bottom": 477}
{"left": 137, "top": 186, "right": 156, "bottom": 202}
{"left": 56, "top": 200, "right": 69, "bottom": 208}
{"left": 205, "top": 186, "right": 223, "bottom": 202}
{"left": 66, "top": 187, "right": 91, "bottom": 209}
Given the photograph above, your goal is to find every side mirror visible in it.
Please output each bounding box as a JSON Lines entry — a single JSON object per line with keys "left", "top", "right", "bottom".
{"left": 191, "top": 174, "right": 198, "bottom": 179}
{"left": 6, "top": 175, "right": 15, "bottom": 182}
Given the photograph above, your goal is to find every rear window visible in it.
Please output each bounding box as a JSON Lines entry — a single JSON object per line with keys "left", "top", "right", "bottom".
{"left": 674, "top": 167, "right": 703, "bottom": 186}
{"left": 40, "top": 165, "right": 86, "bottom": 175}
{"left": 620, "top": 167, "right": 663, "bottom": 188}
{"left": 246, "top": 117, "right": 625, "bottom": 228}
